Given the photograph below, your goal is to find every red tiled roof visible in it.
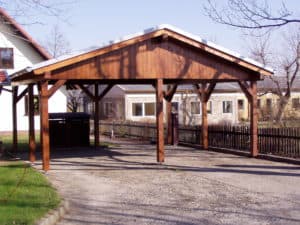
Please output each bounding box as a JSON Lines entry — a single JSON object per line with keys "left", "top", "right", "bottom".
{"left": 0, "top": 7, "right": 52, "bottom": 60}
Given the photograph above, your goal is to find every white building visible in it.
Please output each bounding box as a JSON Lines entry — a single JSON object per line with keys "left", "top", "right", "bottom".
{"left": 84, "top": 84, "right": 249, "bottom": 125}
{"left": 0, "top": 8, "right": 67, "bottom": 131}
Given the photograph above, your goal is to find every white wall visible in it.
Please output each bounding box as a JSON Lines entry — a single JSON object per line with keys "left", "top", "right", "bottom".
{"left": 123, "top": 92, "right": 246, "bottom": 125}
{"left": 0, "top": 20, "right": 67, "bottom": 131}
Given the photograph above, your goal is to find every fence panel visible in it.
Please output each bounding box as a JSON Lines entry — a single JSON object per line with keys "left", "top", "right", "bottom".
{"left": 100, "top": 121, "right": 300, "bottom": 158}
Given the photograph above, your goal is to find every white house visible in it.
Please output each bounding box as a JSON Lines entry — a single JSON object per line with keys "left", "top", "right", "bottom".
{"left": 0, "top": 8, "right": 67, "bottom": 131}
{"left": 82, "top": 84, "right": 249, "bottom": 125}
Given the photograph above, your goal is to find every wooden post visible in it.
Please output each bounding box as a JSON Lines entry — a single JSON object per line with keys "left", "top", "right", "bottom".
{"left": 28, "top": 84, "right": 36, "bottom": 163}
{"left": 12, "top": 86, "right": 18, "bottom": 153}
{"left": 250, "top": 81, "right": 258, "bottom": 157}
{"left": 156, "top": 78, "right": 164, "bottom": 162}
{"left": 166, "top": 100, "right": 172, "bottom": 144}
{"left": 40, "top": 81, "right": 50, "bottom": 171}
{"left": 201, "top": 83, "right": 209, "bottom": 150}
{"left": 94, "top": 83, "right": 100, "bottom": 147}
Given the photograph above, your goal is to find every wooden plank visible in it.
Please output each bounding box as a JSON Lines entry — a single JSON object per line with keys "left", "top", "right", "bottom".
{"left": 16, "top": 87, "right": 28, "bottom": 103}
{"left": 28, "top": 84, "right": 36, "bottom": 163}
{"left": 12, "top": 86, "right": 18, "bottom": 153}
{"left": 40, "top": 81, "right": 50, "bottom": 171}
{"left": 166, "top": 100, "right": 172, "bottom": 144}
{"left": 201, "top": 85, "right": 209, "bottom": 150}
{"left": 47, "top": 79, "right": 67, "bottom": 98}
{"left": 77, "top": 84, "right": 95, "bottom": 101}
{"left": 250, "top": 81, "right": 258, "bottom": 157}
{"left": 94, "top": 84, "right": 100, "bottom": 147}
{"left": 156, "top": 78, "right": 164, "bottom": 162}
{"left": 98, "top": 84, "right": 114, "bottom": 101}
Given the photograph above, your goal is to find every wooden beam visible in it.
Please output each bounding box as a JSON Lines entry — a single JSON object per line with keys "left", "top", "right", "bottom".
{"left": 250, "top": 81, "right": 258, "bottom": 157}
{"left": 40, "top": 81, "right": 50, "bottom": 171}
{"left": 195, "top": 82, "right": 215, "bottom": 149}
{"left": 166, "top": 100, "right": 172, "bottom": 144}
{"left": 204, "top": 82, "right": 216, "bottom": 102}
{"left": 47, "top": 80, "right": 67, "bottom": 98}
{"left": 156, "top": 78, "right": 164, "bottom": 162}
{"left": 98, "top": 84, "right": 114, "bottom": 101}
{"left": 94, "top": 83, "right": 100, "bottom": 147}
{"left": 165, "top": 84, "right": 178, "bottom": 144}
{"left": 12, "top": 86, "right": 18, "bottom": 153}
{"left": 163, "top": 84, "right": 178, "bottom": 102}
{"left": 16, "top": 87, "right": 28, "bottom": 103}
{"left": 77, "top": 84, "right": 95, "bottom": 101}
{"left": 201, "top": 83, "right": 209, "bottom": 150}
{"left": 28, "top": 84, "right": 36, "bottom": 163}
{"left": 238, "top": 81, "right": 252, "bottom": 101}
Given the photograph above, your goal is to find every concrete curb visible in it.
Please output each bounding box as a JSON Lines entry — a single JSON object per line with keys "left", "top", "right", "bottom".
{"left": 35, "top": 200, "right": 69, "bottom": 225}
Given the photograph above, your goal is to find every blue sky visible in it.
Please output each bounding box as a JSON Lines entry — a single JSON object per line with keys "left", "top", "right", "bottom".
{"left": 21, "top": 0, "right": 300, "bottom": 57}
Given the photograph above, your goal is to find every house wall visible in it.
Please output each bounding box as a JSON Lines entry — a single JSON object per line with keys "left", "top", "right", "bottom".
{"left": 257, "top": 93, "right": 300, "bottom": 120}
{"left": 0, "top": 20, "right": 66, "bottom": 131}
{"left": 122, "top": 92, "right": 249, "bottom": 125}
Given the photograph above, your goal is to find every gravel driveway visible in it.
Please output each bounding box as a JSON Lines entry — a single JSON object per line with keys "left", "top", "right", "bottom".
{"left": 30, "top": 137, "right": 300, "bottom": 225}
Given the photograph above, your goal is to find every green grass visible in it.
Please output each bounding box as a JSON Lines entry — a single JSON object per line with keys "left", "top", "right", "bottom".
{"left": 0, "top": 132, "right": 40, "bottom": 153}
{"left": 0, "top": 162, "right": 60, "bottom": 225}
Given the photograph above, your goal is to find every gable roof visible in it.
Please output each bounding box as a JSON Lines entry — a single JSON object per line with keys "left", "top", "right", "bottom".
{"left": 11, "top": 24, "right": 273, "bottom": 80}
{"left": 0, "top": 7, "right": 51, "bottom": 60}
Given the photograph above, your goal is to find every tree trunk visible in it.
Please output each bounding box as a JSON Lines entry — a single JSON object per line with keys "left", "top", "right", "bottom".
{"left": 274, "top": 96, "right": 290, "bottom": 122}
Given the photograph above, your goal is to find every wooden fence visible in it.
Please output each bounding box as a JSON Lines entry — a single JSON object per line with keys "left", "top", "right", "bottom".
{"left": 100, "top": 121, "right": 300, "bottom": 158}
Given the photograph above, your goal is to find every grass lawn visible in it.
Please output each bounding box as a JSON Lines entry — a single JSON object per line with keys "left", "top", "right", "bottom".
{"left": 0, "top": 132, "right": 40, "bottom": 153}
{"left": 0, "top": 162, "right": 60, "bottom": 225}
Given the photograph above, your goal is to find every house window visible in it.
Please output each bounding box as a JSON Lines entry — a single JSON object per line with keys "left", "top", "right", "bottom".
{"left": 104, "top": 102, "right": 114, "bottom": 116}
{"left": 144, "top": 102, "right": 155, "bottom": 116}
{"left": 25, "top": 95, "right": 39, "bottom": 116}
{"left": 238, "top": 99, "right": 244, "bottom": 110}
{"left": 207, "top": 101, "right": 212, "bottom": 114}
{"left": 132, "top": 103, "right": 143, "bottom": 116}
{"left": 292, "top": 98, "right": 300, "bottom": 109}
{"left": 0, "top": 48, "right": 13, "bottom": 69}
{"left": 257, "top": 99, "right": 261, "bottom": 108}
{"left": 223, "top": 101, "right": 233, "bottom": 113}
{"left": 191, "top": 101, "right": 201, "bottom": 114}
{"left": 266, "top": 98, "right": 272, "bottom": 112}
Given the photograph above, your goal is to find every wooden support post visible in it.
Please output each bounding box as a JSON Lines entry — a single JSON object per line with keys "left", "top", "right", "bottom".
{"left": 166, "top": 100, "right": 172, "bottom": 144}
{"left": 28, "top": 84, "right": 36, "bottom": 163}
{"left": 201, "top": 83, "right": 209, "bottom": 150}
{"left": 238, "top": 80, "right": 259, "bottom": 157}
{"left": 250, "top": 81, "right": 258, "bottom": 157}
{"left": 156, "top": 78, "right": 164, "bottom": 162}
{"left": 94, "top": 83, "right": 100, "bottom": 147}
{"left": 40, "top": 81, "right": 50, "bottom": 171}
{"left": 12, "top": 86, "right": 18, "bottom": 153}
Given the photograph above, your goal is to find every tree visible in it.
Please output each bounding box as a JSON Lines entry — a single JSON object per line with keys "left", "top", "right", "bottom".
{"left": 0, "top": 0, "right": 73, "bottom": 25}
{"left": 42, "top": 24, "right": 71, "bottom": 58}
{"left": 67, "top": 90, "right": 82, "bottom": 113}
{"left": 247, "top": 28, "right": 300, "bottom": 122}
{"left": 204, "top": 0, "right": 300, "bottom": 123}
{"left": 204, "top": 0, "right": 300, "bottom": 31}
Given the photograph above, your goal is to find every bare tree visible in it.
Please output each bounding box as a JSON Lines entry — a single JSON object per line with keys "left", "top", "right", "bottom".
{"left": 250, "top": 29, "right": 300, "bottom": 122}
{"left": 42, "top": 24, "right": 71, "bottom": 58}
{"left": 204, "top": 0, "right": 300, "bottom": 31}
{"left": 67, "top": 90, "right": 82, "bottom": 113}
{"left": 0, "top": 0, "right": 74, "bottom": 25}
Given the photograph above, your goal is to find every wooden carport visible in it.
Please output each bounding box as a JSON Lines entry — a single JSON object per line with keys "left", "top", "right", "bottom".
{"left": 10, "top": 25, "right": 273, "bottom": 171}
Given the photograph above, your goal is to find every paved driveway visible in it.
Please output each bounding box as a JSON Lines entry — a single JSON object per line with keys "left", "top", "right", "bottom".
{"left": 31, "top": 137, "right": 300, "bottom": 225}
